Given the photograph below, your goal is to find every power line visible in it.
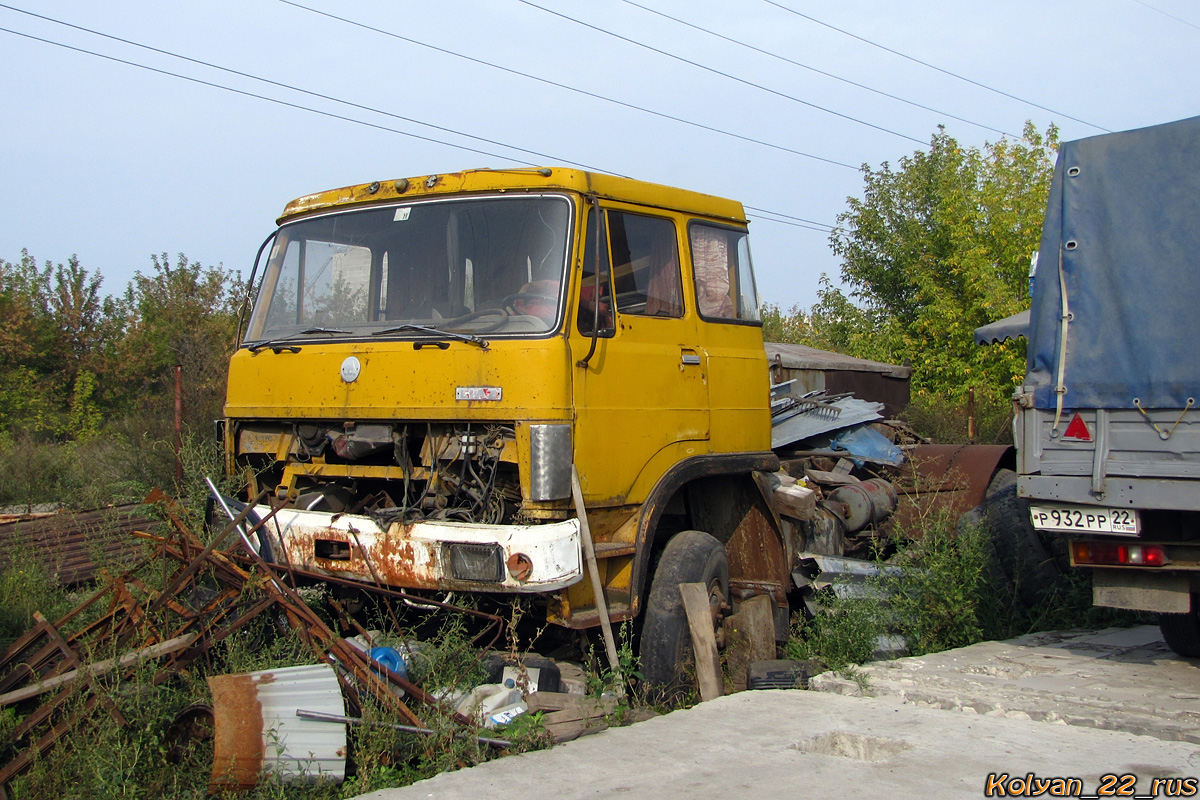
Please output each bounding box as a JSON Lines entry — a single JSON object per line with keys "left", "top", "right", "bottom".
{"left": 617, "top": 0, "right": 1016, "bottom": 139}
{"left": 0, "top": 2, "right": 598, "bottom": 171}
{"left": 516, "top": 0, "right": 929, "bottom": 146}
{"left": 1131, "top": 0, "right": 1200, "bottom": 33}
{"left": 0, "top": 19, "right": 839, "bottom": 234}
{"left": 744, "top": 206, "right": 834, "bottom": 232}
{"left": 276, "top": 0, "right": 858, "bottom": 171}
{"left": 761, "top": 0, "right": 1111, "bottom": 133}
{"left": 0, "top": 25, "right": 534, "bottom": 165}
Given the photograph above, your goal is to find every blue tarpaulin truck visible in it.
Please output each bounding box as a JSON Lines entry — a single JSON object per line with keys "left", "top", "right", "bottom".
{"left": 993, "top": 116, "right": 1200, "bottom": 655}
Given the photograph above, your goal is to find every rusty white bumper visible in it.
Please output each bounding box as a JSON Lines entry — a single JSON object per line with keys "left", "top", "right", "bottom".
{"left": 256, "top": 506, "right": 583, "bottom": 593}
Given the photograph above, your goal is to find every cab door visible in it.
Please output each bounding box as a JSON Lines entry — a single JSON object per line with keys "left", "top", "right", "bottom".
{"left": 569, "top": 204, "right": 711, "bottom": 505}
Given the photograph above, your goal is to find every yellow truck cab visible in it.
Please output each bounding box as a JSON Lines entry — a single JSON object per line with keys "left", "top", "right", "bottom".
{"left": 224, "top": 167, "right": 788, "bottom": 686}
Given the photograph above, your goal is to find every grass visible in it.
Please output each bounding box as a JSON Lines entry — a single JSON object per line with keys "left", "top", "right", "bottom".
{"left": 0, "top": 423, "right": 227, "bottom": 517}
{"left": 0, "top": 544, "right": 567, "bottom": 800}
{"left": 903, "top": 390, "right": 1015, "bottom": 445}
{"left": 0, "top": 555, "right": 77, "bottom": 653}
{"left": 782, "top": 510, "right": 1149, "bottom": 679}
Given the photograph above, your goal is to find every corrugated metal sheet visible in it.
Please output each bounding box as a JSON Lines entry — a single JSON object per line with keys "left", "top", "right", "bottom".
{"left": 973, "top": 309, "right": 1030, "bottom": 345}
{"left": 771, "top": 396, "right": 886, "bottom": 450}
{"left": 0, "top": 504, "right": 156, "bottom": 584}
{"left": 209, "top": 663, "right": 346, "bottom": 790}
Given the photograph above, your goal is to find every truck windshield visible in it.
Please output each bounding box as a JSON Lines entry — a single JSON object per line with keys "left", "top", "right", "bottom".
{"left": 244, "top": 195, "right": 572, "bottom": 344}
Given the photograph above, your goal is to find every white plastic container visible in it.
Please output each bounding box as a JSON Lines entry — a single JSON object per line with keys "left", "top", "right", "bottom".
{"left": 454, "top": 683, "right": 522, "bottom": 723}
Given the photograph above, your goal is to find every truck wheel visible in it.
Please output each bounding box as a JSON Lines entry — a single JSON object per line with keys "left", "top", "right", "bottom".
{"left": 1159, "top": 601, "right": 1200, "bottom": 658}
{"left": 640, "top": 530, "right": 729, "bottom": 698}
{"left": 981, "top": 481, "right": 1064, "bottom": 608}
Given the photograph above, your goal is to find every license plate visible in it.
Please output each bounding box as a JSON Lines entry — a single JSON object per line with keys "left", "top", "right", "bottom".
{"left": 1029, "top": 504, "right": 1140, "bottom": 536}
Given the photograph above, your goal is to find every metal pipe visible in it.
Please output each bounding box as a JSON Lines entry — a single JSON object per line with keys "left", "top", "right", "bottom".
{"left": 174, "top": 364, "right": 183, "bottom": 488}
{"left": 295, "top": 709, "right": 512, "bottom": 748}
{"left": 577, "top": 195, "right": 604, "bottom": 368}
{"left": 571, "top": 464, "right": 625, "bottom": 699}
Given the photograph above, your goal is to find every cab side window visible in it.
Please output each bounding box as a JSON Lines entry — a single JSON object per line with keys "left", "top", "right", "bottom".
{"left": 608, "top": 212, "right": 682, "bottom": 318}
{"left": 578, "top": 207, "right": 614, "bottom": 336}
{"left": 689, "top": 223, "right": 760, "bottom": 322}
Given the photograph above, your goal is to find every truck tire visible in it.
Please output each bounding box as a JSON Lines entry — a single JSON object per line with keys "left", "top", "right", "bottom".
{"left": 981, "top": 481, "right": 1064, "bottom": 608}
{"left": 640, "top": 530, "right": 729, "bottom": 698}
{"left": 985, "top": 467, "right": 1017, "bottom": 498}
{"left": 1159, "top": 601, "right": 1200, "bottom": 658}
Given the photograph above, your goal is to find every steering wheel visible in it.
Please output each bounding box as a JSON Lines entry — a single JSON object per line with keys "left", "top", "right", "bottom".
{"left": 503, "top": 291, "right": 559, "bottom": 308}
{"left": 443, "top": 305, "right": 510, "bottom": 333}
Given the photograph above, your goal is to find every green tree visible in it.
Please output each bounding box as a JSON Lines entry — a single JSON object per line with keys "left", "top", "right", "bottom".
{"left": 808, "top": 122, "right": 1057, "bottom": 403}
{"left": 0, "top": 252, "right": 127, "bottom": 436}
{"left": 112, "top": 253, "right": 244, "bottom": 431}
{"left": 0, "top": 253, "right": 69, "bottom": 433}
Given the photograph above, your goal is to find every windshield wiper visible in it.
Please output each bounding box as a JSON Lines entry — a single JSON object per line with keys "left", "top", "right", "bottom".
{"left": 372, "top": 324, "right": 489, "bottom": 349}
{"left": 246, "top": 327, "right": 353, "bottom": 354}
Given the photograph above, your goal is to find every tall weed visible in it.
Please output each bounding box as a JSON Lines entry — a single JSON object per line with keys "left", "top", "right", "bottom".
{"left": 0, "top": 550, "right": 73, "bottom": 651}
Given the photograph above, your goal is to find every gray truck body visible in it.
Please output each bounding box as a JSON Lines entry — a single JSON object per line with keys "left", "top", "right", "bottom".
{"left": 1012, "top": 115, "right": 1200, "bottom": 618}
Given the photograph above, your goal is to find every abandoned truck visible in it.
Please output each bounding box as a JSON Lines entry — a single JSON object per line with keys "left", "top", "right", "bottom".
{"left": 222, "top": 168, "right": 799, "bottom": 687}
{"left": 997, "top": 116, "right": 1200, "bottom": 656}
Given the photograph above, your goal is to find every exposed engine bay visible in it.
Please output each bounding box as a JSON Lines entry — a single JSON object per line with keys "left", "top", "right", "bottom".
{"left": 233, "top": 421, "right": 526, "bottom": 525}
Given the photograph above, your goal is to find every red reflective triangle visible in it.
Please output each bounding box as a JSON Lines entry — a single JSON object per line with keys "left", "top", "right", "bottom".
{"left": 1063, "top": 412, "right": 1092, "bottom": 441}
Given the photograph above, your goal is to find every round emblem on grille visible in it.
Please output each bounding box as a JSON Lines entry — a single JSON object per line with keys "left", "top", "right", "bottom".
{"left": 340, "top": 356, "right": 361, "bottom": 383}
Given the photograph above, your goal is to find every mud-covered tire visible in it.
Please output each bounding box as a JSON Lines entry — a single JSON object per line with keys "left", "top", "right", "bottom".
{"left": 1159, "top": 599, "right": 1200, "bottom": 658}
{"left": 980, "top": 479, "right": 1064, "bottom": 608}
{"left": 640, "top": 530, "right": 729, "bottom": 696}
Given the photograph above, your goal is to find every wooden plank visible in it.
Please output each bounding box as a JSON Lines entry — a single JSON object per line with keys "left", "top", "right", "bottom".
{"left": 771, "top": 483, "right": 817, "bottom": 520}
{"left": 544, "top": 717, "right": 608, "bottom": 743}
{"left": 526, "top": 693, "right": 617, "bottom": 716}
{"left": 722, "top": 595, "right": 778, "bottom": 692}
{"left": 0, "top": 633, "right": 198, "bottom": 707}
{"left": 570, "top": 466, "right": 625, "bottom": 699}
{"left": 804, "top": 468, "right": 860, "bottom": 486}
{"left": 679, "top": 582, "right": 723, "bottom": 702}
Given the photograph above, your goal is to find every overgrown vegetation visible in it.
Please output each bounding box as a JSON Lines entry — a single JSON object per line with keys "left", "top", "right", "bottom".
{"left": 0, "top": 545, "right": 561, "bottom": 799}
{"left": 764, "top": 122, "right": 1057, "bottom": 425}
{"left": 0, "top": 251, "right": 241, "bottom": 511}
{"left": 785, "top": 511, "right": 1147, "bottom": 677}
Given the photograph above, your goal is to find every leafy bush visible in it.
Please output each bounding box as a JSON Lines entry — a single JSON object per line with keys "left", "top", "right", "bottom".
{"left": 786, "top": 509, "right": 1147, "bottom": 674}
{"left": 902, "top": 388, "right": 1015, "bottom": 445}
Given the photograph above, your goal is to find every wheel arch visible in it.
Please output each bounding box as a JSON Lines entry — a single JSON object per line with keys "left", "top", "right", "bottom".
{"left": 628, "top": 451, "right": 789, "bottom": 619}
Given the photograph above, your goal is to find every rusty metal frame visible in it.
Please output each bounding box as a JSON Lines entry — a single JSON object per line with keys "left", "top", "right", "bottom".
{"left": 0, "top": 489, "right": 509, "bottom": 791}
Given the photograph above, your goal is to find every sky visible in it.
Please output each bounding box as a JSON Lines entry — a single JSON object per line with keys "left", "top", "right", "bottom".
{"left": 1, "top": 0, "right": 1197, "bottom": 313}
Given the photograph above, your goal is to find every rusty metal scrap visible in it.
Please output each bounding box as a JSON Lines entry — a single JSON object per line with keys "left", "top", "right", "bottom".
{"left": 208, "top": 664, "right": 347, "bottom": 791}
{"left": 0, "top": 489, "right": 506, "bottom": 792}
{"left": 0, "top": 503, "right": 156, "bottom": 585}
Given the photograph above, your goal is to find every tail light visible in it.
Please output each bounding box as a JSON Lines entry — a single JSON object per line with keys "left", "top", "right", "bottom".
{"left": 1071, "top": 541, "right": 1166, "bottom": 567}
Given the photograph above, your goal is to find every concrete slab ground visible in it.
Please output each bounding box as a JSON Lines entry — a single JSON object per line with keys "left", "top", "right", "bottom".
{"left": 811, "top": 625, "right": 1200, "bottom": 743}
{"left": 358, "top": 626, "right": 1200, "bottom": 799}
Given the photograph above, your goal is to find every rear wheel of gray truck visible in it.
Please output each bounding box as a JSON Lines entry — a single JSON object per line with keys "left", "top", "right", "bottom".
{"left": 640, "top": 530, "right": 729, "bottom": 698}
{"left": 1159, "top": 599, "right": 1200, "bottom": 658}
{"left": 979, "top": 472, "right": 1065, "bottom": 608}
